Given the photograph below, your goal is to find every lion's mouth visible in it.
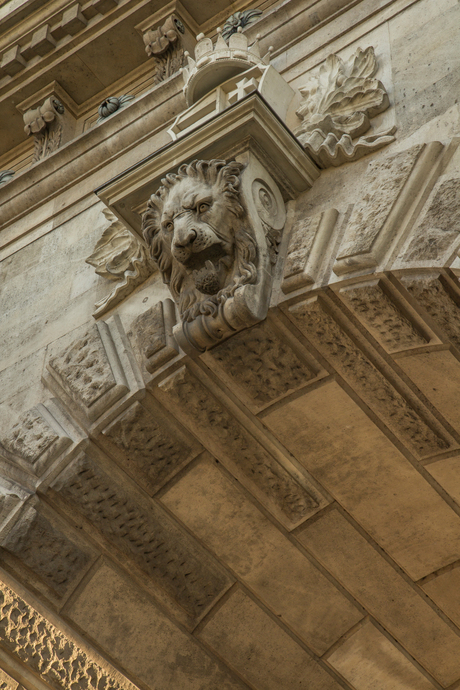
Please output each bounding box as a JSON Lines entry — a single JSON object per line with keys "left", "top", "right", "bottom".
{"left": 185, "top": 245, "right": 232, "bottom": 295}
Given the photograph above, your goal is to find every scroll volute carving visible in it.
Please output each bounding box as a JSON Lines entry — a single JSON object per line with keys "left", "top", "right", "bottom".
{"left": 141, "top": 155, "right": 286, "bottom": 354}
{"left": 23, "top": 96, "right": 65, "bottom": 163}
{"left": 143, "top": 14, "right": 186, "bottom": 84}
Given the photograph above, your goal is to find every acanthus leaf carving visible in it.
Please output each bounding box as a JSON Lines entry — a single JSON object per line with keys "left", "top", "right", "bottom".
{"left": 143, "top": 14, "right": 185, "bottom": 84}
{"left": 221, "top": 9, "right": 262, "bottom": 40}
{"left": 141, "top": 158, "right": 276, "bottom": 353}
{"left": 295, "top": 47, "right": 395, "bottom": 168}
{"left": 86, "top": 209, "right": 156, "bottom": 317}
{"left": 23, "top": 96, "right": 65, "bottom": 163}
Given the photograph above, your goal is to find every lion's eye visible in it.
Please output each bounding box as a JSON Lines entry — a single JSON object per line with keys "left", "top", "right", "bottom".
{"left": 165, "top": 221, "right": 174, "bottom": 232}
{"left": 197, "top": 202, "right": 210, "bottom": 214}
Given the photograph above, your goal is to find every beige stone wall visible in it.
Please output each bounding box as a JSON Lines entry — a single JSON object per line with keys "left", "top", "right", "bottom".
{"left": 1, "top": 0, "right": 460, "bottom": 688}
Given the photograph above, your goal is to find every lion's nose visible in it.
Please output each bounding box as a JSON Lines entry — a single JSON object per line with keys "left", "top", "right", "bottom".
{"left": 174, "top": 227, "right": 196, "bottom": 250}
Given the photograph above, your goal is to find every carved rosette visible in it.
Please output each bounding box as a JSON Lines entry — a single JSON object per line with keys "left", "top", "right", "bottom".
{"left": 141, "top": 157, "right": 284, "bottom": 353}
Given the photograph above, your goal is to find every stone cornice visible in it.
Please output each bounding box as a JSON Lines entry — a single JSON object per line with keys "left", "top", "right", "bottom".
{"left": 96, "top": 92, "right": 320, "bottom": 240}
{"left": 0, "top": 73, "right": 185, "bottom": 247}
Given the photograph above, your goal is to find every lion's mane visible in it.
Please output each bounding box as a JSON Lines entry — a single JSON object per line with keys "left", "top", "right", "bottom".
{"left": 141, "top": 159, "right": 258, "bottom": 322}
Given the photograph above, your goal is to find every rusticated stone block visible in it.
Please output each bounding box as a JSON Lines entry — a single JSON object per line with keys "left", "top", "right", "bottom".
{"left": 405, "top": 178, "right": 460, "bottom": 261}
{"left": 327, "top": 621, "right": 436, "bottom": 689}
{"left": 158, "top": 366, "right": 324, "bottom": 525}
{"left": 208, "top": 320, "right": 317, "bottom": 407}
{"left": 1, "top": 404, "right": 72, "bottom": 476}
{"left": 287, "top": 296, "right": 449, "bottom": 456}
{"left": 299, "top": 508, "right": 460, "bottom": 686}
{"left": 339, "top": 281, "right": 429, "bottom": 352}
{"left": 162, "top": 455, "right": 362, "bottom": 654}
{"left": 2, "top": 505, "right": 93, "bottom": 598}
{"left": 198, "top": 588, "right": 343, "bottom": 689}
{"left": 0, "top": 582, "right": 135, "bottom": 690}
{"left": 45, "top": 322, "right": 131, "bottom": 424}
{"left": 49, "top": 325, "right": 116, "bottom": 407}
{"left": 264, "top": 380, "right": 460, "bottom": 580}
{"left": 53, "top": 453, "right": 232, "bottom": 620}
{"left": 102, "top": 399, "right": 195, "bottom": 493}
{"left": 402, "top": 274, "right": 460, "bottom": 348}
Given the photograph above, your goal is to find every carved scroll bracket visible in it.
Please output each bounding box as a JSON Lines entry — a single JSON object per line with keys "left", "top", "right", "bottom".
{"left": 135, "top": 5, "right": 198, "bottom": 86}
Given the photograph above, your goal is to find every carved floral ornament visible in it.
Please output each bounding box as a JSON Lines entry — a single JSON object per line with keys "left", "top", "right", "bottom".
{"left": 295, "top": 46, "right": 396, "bottom": 167}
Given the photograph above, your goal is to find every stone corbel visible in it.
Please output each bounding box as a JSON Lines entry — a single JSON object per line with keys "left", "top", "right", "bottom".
{"left": 18, "top": 82, "right": 78, "bottom": 164}
{"left": 96, "top": 96, "right": 318, "bottom": 356}
{"left": 135, "top": 3, "right": 197, "bottom": 85}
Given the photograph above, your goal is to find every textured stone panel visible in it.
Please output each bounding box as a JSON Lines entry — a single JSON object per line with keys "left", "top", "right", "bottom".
{"left": 2, "top": 508, "right": 92, "bottom": 598}
{"left": 339, "top": 282, "right": 428, "bottom": 352}
{"left": 264, "top": 380, "right": 460, "bottom": 580}
{"left": 54, "top": 454, "right": 231, "bottom": 620}
{"left": 0, "top": 582, "right": 133, "bottom": 690}
{"left": 129, "top": 300, "right": 177, "bottom": 373}
{"left": 403, "top": 275, "right": 460, "bottom": 348}
{"left": 298, "top": 508, "right": 460, "bottom": 686}
{"left": 198, "top": 587, "right": 343, "bottom": 689}
{"left": 2, "top": 409, "right": 58, "bottom": 463}
{"left": 158, "top": 367, "right": 321, "bottom": 525}
{"left": 336, "top": 145, "right": 423, "bottom": 260}
{"left": 284, "top": 214, "right": 323, "bottom": 278}
{"left": 399, "top": 350, "right": 460, "bottom": 432}
{"left": 102, "top": 401, "right": 192, "bottom": 493}
{"left": 161, "top": 455, "right": 362, "bottom": 655}
{"left": 327, "top": 621, "right": 437, "bottom": 689}
{"left": 405, "top": 178, "right": 460, "bottom": 261}
{"left": 65, "top": 564, "right": 248, "bottom": 690}
{"left": 49, "top": 325, "right": 115, "bottom": 408}
{"left": 287, "top": 297, "right": 449, "bottom": 456}
{"left": 209, "top": 321, "right": 315, "bottom": 406}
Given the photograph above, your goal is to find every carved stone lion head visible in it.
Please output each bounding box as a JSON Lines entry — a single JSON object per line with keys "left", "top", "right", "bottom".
{"left": 142, "top": 159, "right": 258, "bottom": 324}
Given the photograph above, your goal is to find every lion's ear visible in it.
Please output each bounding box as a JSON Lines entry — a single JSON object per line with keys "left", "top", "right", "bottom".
{"left": 141, "top": 194, "right": 163, "bottom": 246}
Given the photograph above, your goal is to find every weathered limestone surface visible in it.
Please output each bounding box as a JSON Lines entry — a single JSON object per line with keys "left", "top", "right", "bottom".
{"left": 264, "top": 381, "right": 460, "bottom": 581}
{"left": 64, "top": 564, "right": 247, "bottom": 690}
{"left": 2, "top": 0, "right": 460, "bottom": 687}
{"left": 162, "top": 455, "right": 363, "bottom": 655}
